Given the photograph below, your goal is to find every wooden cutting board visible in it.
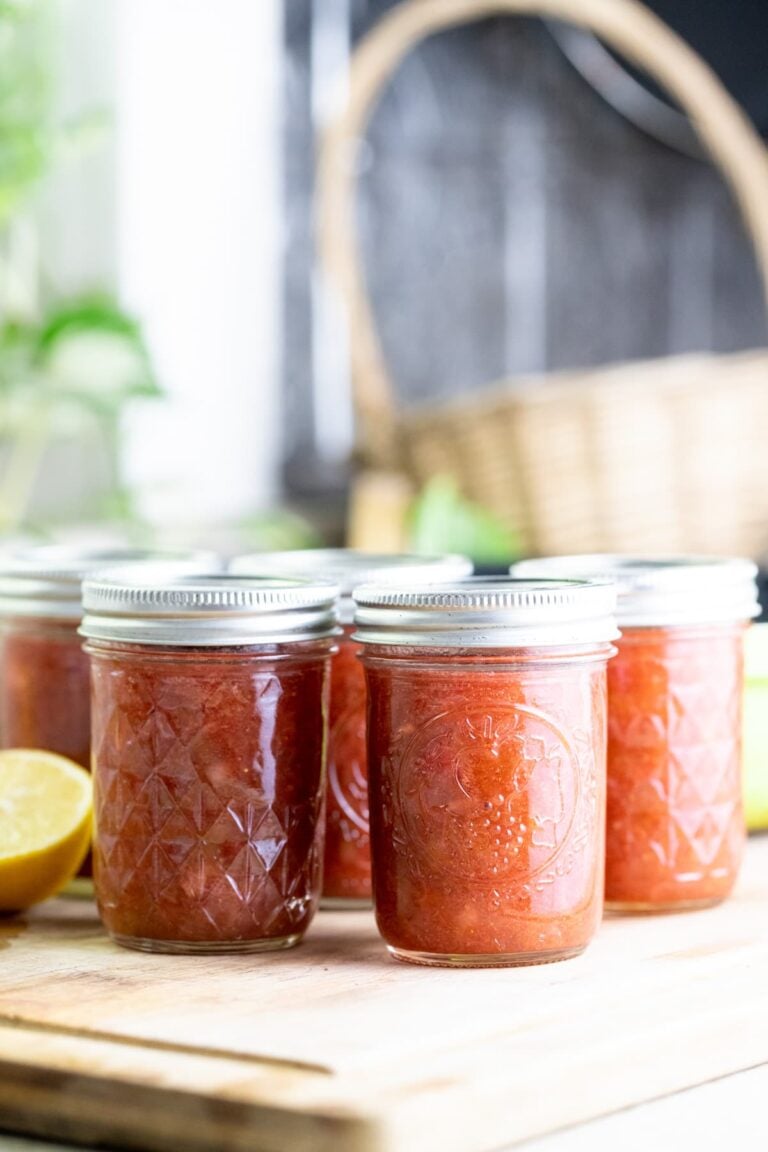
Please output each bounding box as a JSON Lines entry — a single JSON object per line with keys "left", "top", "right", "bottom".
{"left": 0, "top": 837, "right": 766, "bottom": 1152}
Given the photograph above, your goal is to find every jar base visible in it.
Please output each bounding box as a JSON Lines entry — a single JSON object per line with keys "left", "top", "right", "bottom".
{"left": 320, "top": 896, "right": 372, "bottom": 911}
{"left": 387, "top": 944, "right": 587, "bottom": 968}
{"left": 605, "top": 896, "right": 726, "bottom": 915}
{"left": 109, "top": 933, "right": 302, "bottom": 955}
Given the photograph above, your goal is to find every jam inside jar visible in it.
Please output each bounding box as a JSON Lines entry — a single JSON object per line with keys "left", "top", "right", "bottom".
{"left": 323, "top": 625, "right": 370, "bottom": 904}
{"left": 606, "top": 622, "right": 747, "bottom": 910}
{"left": 81, "top": 572, "right": 338, "bottom": 954}
{"left": 354, "top": 579, "right": 617, "bottom": 967}
{"left": 511, "top": 555, "right": 759, "bottom": 912}
{"left": 0, "top": 546, "right": 217, "bottom": 885}
{"left": 229, "top": 550, "right": 473, "bottom": 908}
{"left": 87, "top": 640, "right": 332, "bottom": 952}
{"left": 0, "top": 618, "right": 90, "bottom": 766}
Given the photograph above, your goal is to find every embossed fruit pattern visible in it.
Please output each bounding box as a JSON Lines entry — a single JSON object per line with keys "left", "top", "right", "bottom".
{"left": 397, "top": 707, "right": 577, "bottom": 883}
{"left": 364, "top": 650, "right": 608, "bottom": 959}
{"left": 90, "top": 645, "right": 330, "bottom": 946}
{"left": 606, "top": 624, "right": 746, "bottom": 907}
{"left": 323, "top": 631, "right": 371, "bottom": 901}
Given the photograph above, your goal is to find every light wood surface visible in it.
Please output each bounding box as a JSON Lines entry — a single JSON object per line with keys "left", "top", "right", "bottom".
{"left": 0, "top": 837, "right": 766, "bottom": 1152}
{"left": 0, "top": 1068, "right": 765, "bottom": 1152}
{"left": 0, "top": 1065, "right": 765, "bottom": 1152}
{"left": 521, "top": 1064, "right": 766, "bottom": 1152}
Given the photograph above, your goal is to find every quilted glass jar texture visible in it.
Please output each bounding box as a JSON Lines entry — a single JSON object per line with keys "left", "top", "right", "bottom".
{"left": 81, "top": 572, "right": 338, "bottom": 954}
{"left": 90, "top": 645, "right": 331, "bottom": 952}
{"left": 606, "top": 624, "right": 746, "bottom": 909}
{"left": 511, "top": 556, "right": 759, "bottom": 910}
{"left": 0, "top": 546, "right": 219, "bottom": 884}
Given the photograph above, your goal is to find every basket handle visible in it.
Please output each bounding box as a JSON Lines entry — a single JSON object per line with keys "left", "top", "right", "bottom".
{"left": 318, "top": 0, "right": 768, "bottom": 464}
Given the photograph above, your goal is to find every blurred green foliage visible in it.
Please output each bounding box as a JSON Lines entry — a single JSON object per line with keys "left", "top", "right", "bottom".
{"left": 408, "top": 474, "right": 521, "bottom": 564}
{"left": 0, "top": 0, "right": 49, "bottom": 227}
{"left": 0, "top": 1, "right": 162, "bottom": 533}
{"left": 2, "top": 295, "right": 160, "bottom": 426}
{"left": 0, "top": 295, "right": 163, "bottom": 530}
{"left": 237, "top": 509, "right": 322, "bottom": 553}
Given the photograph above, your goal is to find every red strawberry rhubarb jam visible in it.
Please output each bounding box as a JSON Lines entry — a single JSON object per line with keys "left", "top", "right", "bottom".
{"left": 0, "top": 547, "right": 217, "bottom": 882}
{"left": 323, "top": 625, "right": 371, "bottom": 902}
{"left": 230, "top": 551, "right": 472, "bottom": 907}
{"left": 606, "top": 623, "right": 747, "bottom": 909}
{"left": 0, "top": 619, "right": 90, "bottom": 767}
{"left": 512, "top": 556, "right": 759, "bottom": 911}
{"left": 354, "top": 578, "right": 617, "bottom": 966}
{"left": 81, "top": 572, "right": 337, "bottom": 953}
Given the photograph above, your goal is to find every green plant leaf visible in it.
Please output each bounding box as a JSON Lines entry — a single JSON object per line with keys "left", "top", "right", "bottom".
{"left": 408, "top": 475, "right": 521, "bottom": 564}
{"left": 37, "top": 295, "right": 144, "bottom": 348}
{"left": 36, "top": 296, "right": 162, "bottom": 407}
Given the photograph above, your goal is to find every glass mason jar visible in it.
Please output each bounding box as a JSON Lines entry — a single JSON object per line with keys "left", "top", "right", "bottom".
{"left": 513, "top": 556, "right": 759, "bottom": 911}
{"left": 230, "top": 551, "right": 472, "bottom": 908}
{"left": 353, "top": 578, "right": 618, "bottom": 967}
{"left": 80, "top": 571, "right": 338, "bottom": 954}
{"left": 0, "top": 546, "right": 217, "bottom": 884}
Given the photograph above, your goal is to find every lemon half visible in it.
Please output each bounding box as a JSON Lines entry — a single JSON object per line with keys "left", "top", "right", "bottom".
{"left": 0, "top": 749, "right": 92, "bottom": 911}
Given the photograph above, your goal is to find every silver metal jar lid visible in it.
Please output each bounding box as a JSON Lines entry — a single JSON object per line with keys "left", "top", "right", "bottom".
{"left": 230, "top": 550, "right": 473, "bottom": 622}
{"left": 511, "top": 555, "right": 760, "bottom": 627}
{"left": 80, "top": 571, "right": 340, "bottom": 646}
{"left": 353, "top": 577, "right": 618, "bottom": 648}
{"left": 0, "top": 546, "right": 220, "bottom": 621}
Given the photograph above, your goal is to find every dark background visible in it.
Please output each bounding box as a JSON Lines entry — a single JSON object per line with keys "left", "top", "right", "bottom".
{"left": 282, "top": 1, "right": 768, "bottom": 501}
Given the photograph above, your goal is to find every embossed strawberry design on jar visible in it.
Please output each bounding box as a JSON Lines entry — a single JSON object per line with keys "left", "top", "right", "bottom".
{"left": 355, "top": 578, "right": 617, "bottom": 967}
{"left": 396, "top": 707, "right": 578, "bottom": 884}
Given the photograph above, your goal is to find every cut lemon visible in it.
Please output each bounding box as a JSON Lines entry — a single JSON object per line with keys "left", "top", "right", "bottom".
{"left": 0, "top": 749, "right": 92, "bottom": 911}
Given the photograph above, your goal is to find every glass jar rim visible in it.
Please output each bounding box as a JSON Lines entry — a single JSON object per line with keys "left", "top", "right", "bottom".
{"left": 353, "top": 576, "right": 618, "bottom": 648}
{"left": 511, "top": 554, "right": 760, "bottom": 627}
{"left": 231, "top": 550, "right": 473, "bottom": 625}
{"left": 0, "top": 546, "right": 220, "bottom": 621}
{"left": 231, "top": 548, "right": 472, "bottom": 603}
{"left": 80, "top": 569, "right": 340, "bottom": 646}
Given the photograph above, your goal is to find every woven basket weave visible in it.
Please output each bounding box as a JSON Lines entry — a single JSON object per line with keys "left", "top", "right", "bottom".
{"left": 319, "top": 0, "right": 768, "bottom": 557}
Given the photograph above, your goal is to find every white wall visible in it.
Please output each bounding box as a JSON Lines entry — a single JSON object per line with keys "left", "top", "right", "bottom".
{"left": 41, "top": 0, "right": 118, "bottom": 296}
{"left": 37, "top": 0, "right": 284, "bottom": 528}
{"left": 115, "top": 0, "right": 283, "bottom": 526}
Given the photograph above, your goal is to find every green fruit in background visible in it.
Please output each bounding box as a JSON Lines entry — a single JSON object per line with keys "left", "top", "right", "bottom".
{"left": 744, "top": 624, "right": 768, "bottom": 831}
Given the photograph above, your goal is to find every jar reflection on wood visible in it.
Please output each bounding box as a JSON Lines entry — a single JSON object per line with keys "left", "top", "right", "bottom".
{"left": 513, "top": 556, "right": 759, "bottom": 911}
{"left": 81, "top": 571, "right": 338, "bottom": 953}
{"left": 230, "top": 551, "right": 472, "bottom": 907}
{"left": 354, "top": 578, "right": 618, "bottom": 967}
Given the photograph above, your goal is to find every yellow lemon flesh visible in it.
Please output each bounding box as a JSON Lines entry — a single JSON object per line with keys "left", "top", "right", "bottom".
{"left": 0, "top": 749, "right": 92, "bottom": 911}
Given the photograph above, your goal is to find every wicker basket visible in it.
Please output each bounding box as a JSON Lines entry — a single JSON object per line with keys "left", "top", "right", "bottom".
{"left": 318, "top": 0, "right": 768, "bottom": 556}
